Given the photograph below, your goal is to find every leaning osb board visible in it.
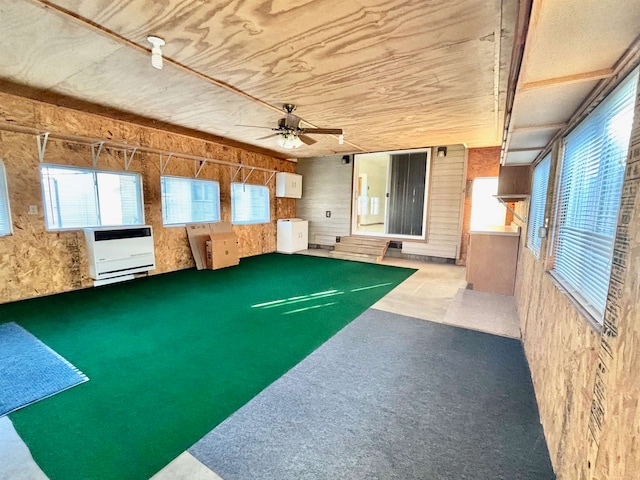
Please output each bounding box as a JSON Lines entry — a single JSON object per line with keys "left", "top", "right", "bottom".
{"left": 0, "top": 93, "right": 295, "bottom": 304}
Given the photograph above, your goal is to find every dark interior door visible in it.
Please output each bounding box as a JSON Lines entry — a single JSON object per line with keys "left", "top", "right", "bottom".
{"left": 388, "top": 152, "right": 427, "bottom": 236}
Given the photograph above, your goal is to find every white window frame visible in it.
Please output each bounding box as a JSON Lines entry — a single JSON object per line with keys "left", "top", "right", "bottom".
{"left": 0, "top": 160, "right": 12, "bottom": 236}
{"left": 526, "top": 154, "right": 551, "bottom": 257}
{"left": 351, "top": 148, "right": 431, "bottom": 240}
{"left": 40, "top": 164, "right": 144, "bottom": 231}
{"left": 161, "top": 175, "right": 220, "bottom": 226}
{"left": 231, "top": 182, "right": 270, "bottom": 225}
{"left": 550, "top": 68, "right": 638, "bottom": 324}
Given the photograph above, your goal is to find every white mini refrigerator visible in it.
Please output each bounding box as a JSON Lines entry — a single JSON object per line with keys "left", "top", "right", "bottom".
{"left": 277, "top": 219, "right": 309, "bottom": 253}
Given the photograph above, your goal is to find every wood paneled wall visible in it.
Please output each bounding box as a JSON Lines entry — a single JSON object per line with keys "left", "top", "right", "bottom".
{"left": 296, "top": 155, "right": 353, "bottom": 246}
{"left": 297, "top": 146, "right": 466, "bottom": 260}
{"left": 0, "top": 93, "right": 295, "bottom": 304}
{"left": 402, "top": 144, "right": 466, "bottom": 259}
{"left": 514, "top": 80, "right": 640, "bottom": 479}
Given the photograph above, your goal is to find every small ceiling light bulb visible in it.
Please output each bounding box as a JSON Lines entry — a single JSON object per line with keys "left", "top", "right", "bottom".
{"left": 147, "top": 36, "right": 165, "bottom": 70}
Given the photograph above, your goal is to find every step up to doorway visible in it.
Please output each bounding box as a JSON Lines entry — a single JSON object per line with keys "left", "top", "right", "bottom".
{"left": 328, "top": 236, "right": 390, "bottom": 264}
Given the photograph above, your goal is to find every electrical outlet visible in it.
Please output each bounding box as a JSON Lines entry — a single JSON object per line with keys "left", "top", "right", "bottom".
{"left": 28, "top": 205, "right": 38, "bottom": 215}
{"left": 325, "top": 211, "right": 331, "bottom": 218}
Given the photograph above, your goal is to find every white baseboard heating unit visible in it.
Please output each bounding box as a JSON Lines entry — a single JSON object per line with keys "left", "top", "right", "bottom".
{"left": 84, "top": 226, "right": 156, "bottom": 286}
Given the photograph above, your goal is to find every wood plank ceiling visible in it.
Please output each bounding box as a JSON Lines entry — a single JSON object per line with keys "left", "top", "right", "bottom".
{"left": 0, "top": 0, "right": 517, "bottom": 158}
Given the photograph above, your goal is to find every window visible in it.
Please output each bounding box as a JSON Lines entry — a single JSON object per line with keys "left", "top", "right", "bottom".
{"left": 552, "top": 68, "right": 638, "bottom": 322}
{"left": 527, "top": 154, "right": 551, "bottom": 256}
{"left": 41, "top": 165, "right": 144, "bottom": 230}
{"left": 231, "top": 182, "right": 270, "bottom": 225}
{"left": 161, "top": 176, "right": 220, "bottom": 225}
{"left": 0, "top": 160, "right": 12, "bottom": 236}
{"left": 470, "top": 177, "right": 506, "bottom": 229}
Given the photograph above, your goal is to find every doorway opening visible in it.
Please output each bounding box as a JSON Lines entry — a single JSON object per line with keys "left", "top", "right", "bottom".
{"left": 352, "top": 149, "right": 430, "bottom": 239}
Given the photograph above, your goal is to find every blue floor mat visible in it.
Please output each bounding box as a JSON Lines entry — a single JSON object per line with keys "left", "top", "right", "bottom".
{"left": 0, "top": 322, "right": 88, "bottom": 417}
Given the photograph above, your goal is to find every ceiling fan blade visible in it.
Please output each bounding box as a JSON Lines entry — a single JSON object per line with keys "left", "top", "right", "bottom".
{"left": 256, "top": 133, "right": 279, "bottom": 140}
{"left": 302, "top": 128, "right": 344, "bottom": 135}
{"left": 299, "top": 134, "right": 317, "bottom": 145}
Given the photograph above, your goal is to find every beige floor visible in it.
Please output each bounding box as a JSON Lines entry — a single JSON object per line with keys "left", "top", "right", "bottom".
{"left": 372, "top": 257, "right": 469, "bottom": 322}
{"left": 442, "top": 288, "right": 521, "bottom": 339}
{"left": 0, "top": 416, "right": 47, "bottom": 480}
{"left": 1, "top": 252, "right": 521, "bottom": 479}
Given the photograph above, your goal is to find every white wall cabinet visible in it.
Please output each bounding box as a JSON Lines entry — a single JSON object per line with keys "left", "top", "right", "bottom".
{"left": 277, "top": 219, "right": 309, "bottom": 253}
{"left": 276, "top": 172, "right": 302, "bottom": 198}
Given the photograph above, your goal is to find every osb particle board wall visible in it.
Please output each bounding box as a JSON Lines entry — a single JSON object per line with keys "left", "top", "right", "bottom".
{"left": 514, "top": 85, "right": 640, "bottom": 479}
{"left": 516, "top": 248, "right": 599, "bottom": 479}
{"left": 0, "top": 92, "right": 295, "bottom": 304}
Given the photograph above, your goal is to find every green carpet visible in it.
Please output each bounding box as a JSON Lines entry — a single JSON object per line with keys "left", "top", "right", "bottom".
{"left": 2, "top": 254, "right": 414, "bottom": 480}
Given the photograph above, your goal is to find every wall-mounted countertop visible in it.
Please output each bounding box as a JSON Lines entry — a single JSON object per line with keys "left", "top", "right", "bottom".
{"left": 469, "top": 225, "right": 521, "bottom": 236}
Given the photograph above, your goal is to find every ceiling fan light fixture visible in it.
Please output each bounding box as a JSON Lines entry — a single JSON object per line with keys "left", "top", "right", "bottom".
{"left": 147, "top": 35, "right": 165, "bottom": 70}
{"left": 278, "top": 134, "right": 303, "bottom": 149}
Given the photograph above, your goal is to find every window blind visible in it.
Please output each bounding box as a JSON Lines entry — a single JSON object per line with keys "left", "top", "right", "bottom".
{"left": 41, "top": 165, "right": 144, "bottom": 230}
{"left": 552, "top": 68, "right": 638, "bottom": 322}
{"left": 526, "top": 154, "right": 551, "bottom": 256}
{"left": 0, "top": 161, "right": 11, "bottom": 236}
{"left": 161, "top": 176, "right": 220, "bottom": 225}
{"left": 231, "top": 182, "right": 270, "bottom": 225}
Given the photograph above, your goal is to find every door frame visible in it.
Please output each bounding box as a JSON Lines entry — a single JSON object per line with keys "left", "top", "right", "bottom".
{"left": 351, "top": 148, "right": 431, "bottom": 240}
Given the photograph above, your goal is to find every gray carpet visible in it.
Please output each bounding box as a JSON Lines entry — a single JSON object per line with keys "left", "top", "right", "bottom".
{"left": 0, "top": 322, "right": 88, "bottom": 417}
{"left": 189, "top": 309, "right": 555, "bottom": 479}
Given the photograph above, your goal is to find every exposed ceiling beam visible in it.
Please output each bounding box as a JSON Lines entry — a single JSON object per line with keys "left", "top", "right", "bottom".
{"left": 532, "top": 32, "right": 640, "bottom": 165}
{"left": 512, "top": 123, "right": 566, "bottom": 132}
{"left": 28, "top": 0, "right": 279, "bottom": 113}
{"left": 519, "top": 68, "right": 613, "bottom": 91}
{"left": 507, "top": 147, "right": 545, "bottom": 152}
{"left": 493, "top": 0, "right": 505, "bottom": 142}
{"left": 25, "top": 0, "right": 366, "bottom": 153}
{"left": 0, "top": 79, "right": 291, "bottom": 159}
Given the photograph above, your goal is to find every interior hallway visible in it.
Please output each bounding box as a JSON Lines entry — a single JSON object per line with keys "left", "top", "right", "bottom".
{"left": 0, "top": 255, "right": 523, "bottom": 480}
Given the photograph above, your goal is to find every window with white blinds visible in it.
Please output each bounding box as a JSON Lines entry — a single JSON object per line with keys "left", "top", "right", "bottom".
{"left": 526, "top": 154, "right": 551, "bottom": 256}
{"left": 552, "top": 68, "right": 638, "bottom": 323}
{"left": 231, "top": 182, "right": 270, "bottom": 225}
{"left": 41, "top": 165, "right": 144, "bottom": 230}
{"left": 161, "top": 176, "right": 220, "bottom": 225}
{"left": 0, "top": 160, "right": 12, "bottom": 236}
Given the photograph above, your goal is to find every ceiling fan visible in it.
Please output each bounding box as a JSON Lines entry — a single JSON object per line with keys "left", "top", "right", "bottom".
{"left": 239, "top": 104, "right": 344, "bottom": 149}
